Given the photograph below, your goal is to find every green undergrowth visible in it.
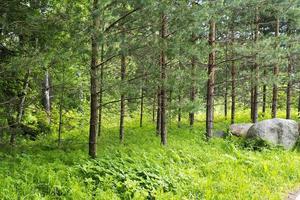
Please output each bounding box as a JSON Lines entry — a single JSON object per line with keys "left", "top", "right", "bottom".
{"left": 0, "top": 110, "right": 300, "bottom": 199}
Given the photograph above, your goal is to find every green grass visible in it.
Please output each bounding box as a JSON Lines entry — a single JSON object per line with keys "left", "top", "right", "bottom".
{"left": 0, "top": 110, "right": 300, "bottom": 199}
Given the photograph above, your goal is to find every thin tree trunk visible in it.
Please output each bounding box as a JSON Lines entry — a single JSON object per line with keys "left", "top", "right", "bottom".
{"left": 286, "top": 22, "right": 292, "bottom": 120}
{"left": 98, "top": 43, "right": 104, "bottom": 136}
{"left": 58, "top": 70, "right": 65, "bottom": 147}
{"left": 10, "top": 68, "right": 31, "bottom": 145}
{"left": 298, "top": 87, "right": 300, "bottom": 119}
{"left": 156, "top": 89, "right": 161, "bottom": 135}
{"left": 139, "top": 87, "right": 144, "bottom": 127}
{"left": 252, "top": 10, "right": 259, "bottom": 123}
{"left": 120, "top": 54, "right": 126, "bottom": 143}
{"left": 160, "top": 13, "right": 167, "bottom": 145}
{"left": 262, "top": 69, "right": 267, "bottom": 117}
{"left": 230, "top": 23, "right": 236, "bottom": 125}
{"left": 272, "top": 18, "right": 280, "bottom": 118}
{"left": 250, "top": 77, "right": 254, "bottom": 122}
{"left": 167, "top": 90, "right": 172, "bottom": 126}
{"left": 286, "top": 59, "right": 292, "bottom": 119}
{"left": 206, "top": 19, "right": 216, "bottom": 140}
{"left": 44, "top": 69, "right": 51, "bottom": 124}
{"left": 152, "top": 94, "right": 156, "bottom": 123}
{"left": 189, "top": 56, "right": 196, "bottom": 127}
{"left": 89, "top": 0, "right": 100, "bottom": 159}
{"left": 178, "top": 95, "right": 181, "bottom": 128}
{"left": 224, "top": 44, "right": 228, "bottom": 120}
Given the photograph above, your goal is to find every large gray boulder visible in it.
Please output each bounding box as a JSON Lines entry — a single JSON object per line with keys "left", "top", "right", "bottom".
{"left": 230, "top": 123, "right": 253, "bottom": 137}
{"left": 246, "top": 118, "right": 299, "bottom": 150}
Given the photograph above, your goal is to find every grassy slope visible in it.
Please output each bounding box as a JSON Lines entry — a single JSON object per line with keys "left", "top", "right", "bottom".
{"left": 0, "top": 110, "right": 300, "bottom": 200}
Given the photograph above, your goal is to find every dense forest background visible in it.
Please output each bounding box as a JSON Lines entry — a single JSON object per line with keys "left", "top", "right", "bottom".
{"left": 1, "top": 0, "right": 300, "bottom": 199}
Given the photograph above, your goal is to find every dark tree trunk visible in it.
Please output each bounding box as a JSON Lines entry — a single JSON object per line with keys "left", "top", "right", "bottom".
{"left": 156, "top": 90, "right": 161, "bottom": 135}
{"left": 286, "top": 60, "right": 292, "bottom": 119}
{"left": 224, "top": 45, "right": 228, "bottom": 120}
{"left": 206, "top": 19, "right": 216, "bottom": 140}
{"left": 58, "top": 70, "right": 65, "bottom": 147}
{"left": 168, "top": 90, "right": 172, "bottom": 126}
{"left": 10, "top": 68, "right": 31, "bottom": 145}
{"left": 230, "top": 24, "right": 236, "bottom": 125}
{"left": 152, "top": 94, "right": 156, "bottom": 123}
{"left": 250, "top": 78, "right": 254, "bottom": 122}
{"left": 262, "top": 69, "right": 267, "bottom": 117}
{"left": 98, "top": 44, "right": 104, "bottom": 136}
{"left": 139, "top": 87, "right": 144, "bottom": 127}
{"left": 189, "top": 56, "right": 196, "bottom": 127}
{"left": 251, "top": 11, "right": 259, "bottom": 123}
{"left": 272, "top": 18, "right": 280, "bottom": 118}
{"left": 120, "top": 54, "right": 126, "bottom": 143}
{"left": 160, "top": 13, "right": 167, "bottom": 145}
{"left": 178, "top": 95, "right": 181, "bottom": 128}
{"left": 286, "top": 22, "right": 292, "bottom": 120}
{"left": 298, "top": 87, "right": 300, "bottom": 119}
{"left": 89, "top": 0, "right": 100, "bottom": 159}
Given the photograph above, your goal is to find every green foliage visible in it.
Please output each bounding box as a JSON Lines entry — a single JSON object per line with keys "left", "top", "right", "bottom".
{"left": 79, "top": 156, "right": 176, "bottom": 199}
{"left": 1, "top": 112, "right": 300, "bottom": 199}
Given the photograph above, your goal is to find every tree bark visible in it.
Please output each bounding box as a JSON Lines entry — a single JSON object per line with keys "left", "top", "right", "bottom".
{"left": 262, "top": 69, "right": 267, "bottom": 117}
{"left": 160, "top": 13, "right": 167, "bottom": 145}
{"left": 206, "top": 19, "right": 216, "bottom": 140}
{"left": 286, "top": 59, "right": 292, "bottom": 119}
{"left": 152, "top": 94, "right": 156, "bottom": 123}
{"left": 44, "top": 69, "right": 51, "bottom": 124}
{"left": 230, "top": 25, "right": 236, "bottom": 125}
{"left": 272, "top": 18, "right": 280, "bottom": 118}
{"left": 156, "top": 89, "right": 161, "bottom": 135}
{"left": 298, "top": 87, "right": 300, "bottom": 119}
{"left": 189, "top": 56, "right": 196, "bottom": 127}
{"left": 251, "top": 10, "right": 259, "bottom": 123}
{"left": 139, "top": 87, "right": 144, "bottom": 127}
{"left": 224, "top": 44, "right": 228, "bottom": 120}
{"left": 58, "top": 69, "right": 65, "bottom": 147}
{"left": 89, "top": 0, "right": 100, "bottom": 159}
{"left": 98, "top": 43, "right": 104, "bottom": 137}
{"left": 120, "top": 54, "right": 126, "bottom": 143}
{"left": 178, "top": 94, "right": 181, "bottom": 128}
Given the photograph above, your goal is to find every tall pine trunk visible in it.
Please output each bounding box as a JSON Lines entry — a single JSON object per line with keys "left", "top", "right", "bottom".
{"left": 262, "top": 69, "right": 267, "bottom": 117}
{"left": 98, "top": 44, "right": 104, "bottom": 136}
{"left": 230, "top": 24, "right": 236, "bottom": 125}
{"left": 224, "top": 44, "right": 228, "bottom": 120}
{"left": 139, "top": 87, "right": 144, "bottom": 127}
{"left": 272, "top": 18, "right": 280, "bottom": 118}
{"left": 152, "top": 94, "right": 156, "bottom": 123}
{"left": 189, "top": 55, "right": 196, "bottom": 127}
{"left": 206, "top": 19, "right": 216, "bottom": 139}
{"left": 120, "top": 54, "right": 126, "bottom": 143}
{"left": 286, "top": 22, "right": 292, "bottom": 120}
{"left": 58, "top": 69, "right": 65, "bottom": 147}
{"left": 89, "top": 0, "right": 100, "bottom": 158}
{"left": 251, "top": 10, "right": 259, "bottom": 123}
{"left": 286, "top": 59, "right": 292, "bottom": 119}
{"left": 298, "top": 87, "right": 300, "bottom": 119}
{"left": 156, "top": 90, "right": 161, "bottom": 135}
{"left": 178, "top": 95, "right": 181, "bottom": 128}
{"left": 160, "top": 13, "right": 167, "bottom": 145}
{"left": 44, "top": 70, "right": 51, "bottom": 124}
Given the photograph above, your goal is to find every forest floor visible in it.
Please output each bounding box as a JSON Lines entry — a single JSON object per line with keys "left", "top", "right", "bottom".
{"left": 1, "top": 110, "right": 300, "bottom": 199}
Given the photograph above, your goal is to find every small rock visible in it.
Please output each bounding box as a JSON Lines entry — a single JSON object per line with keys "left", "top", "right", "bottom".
{"left": 229, "top": 123, "right": 253, "bottom": 137}
{"left": 213, "top": 130, "right": 226, "bottom": 138}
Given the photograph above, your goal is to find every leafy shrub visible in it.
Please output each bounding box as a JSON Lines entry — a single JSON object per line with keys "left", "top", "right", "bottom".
{"left": 79, "top": 155, "right": 176, "bottom": 199}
